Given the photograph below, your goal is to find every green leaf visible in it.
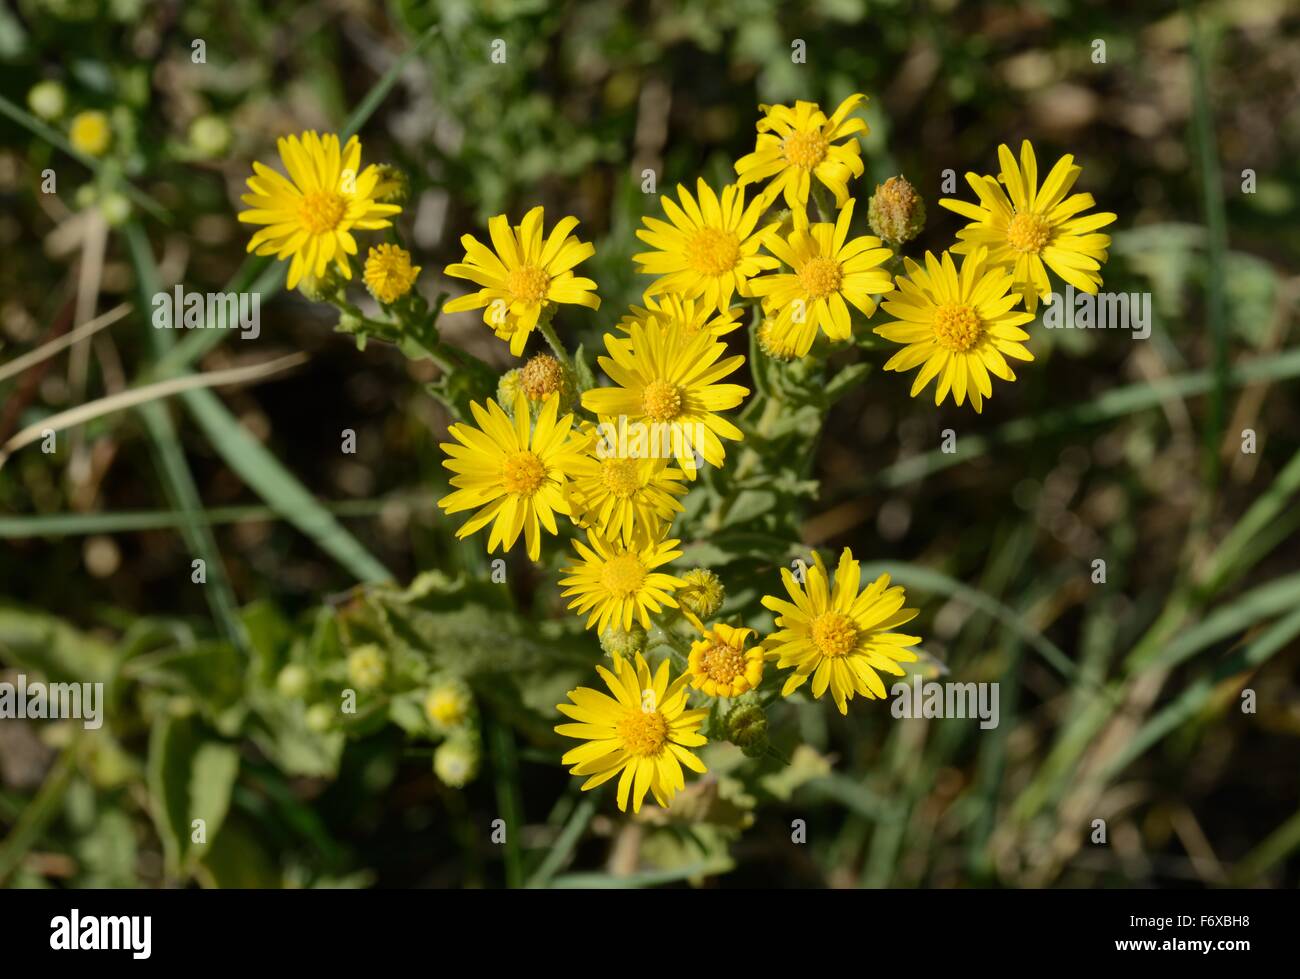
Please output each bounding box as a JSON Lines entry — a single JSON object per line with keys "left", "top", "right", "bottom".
{"left": 146, "top": 716, "right": 240, "bottom": 878}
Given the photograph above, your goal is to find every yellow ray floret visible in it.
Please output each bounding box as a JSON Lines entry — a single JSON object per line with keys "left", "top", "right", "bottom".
{"left": 555, "top": 652, "right": 708, "bottom": 813}
{"left": 761, "top": 548, "right": 922, "bottom": 714}
{"left": 437, "top": 391, "right": 588, "bottom": 560}
{"left": 617, "top": 293, "right": 742, "bottom": 339}
{"left": 559, "top": 529, "right": 685, "bottom": 634}
{"left": 748, "top": 199, "right": 894, "bottom": 357}
{"left": 443, "top": 206, "right": 600, "bottom": 356}
{"left": 735, "top": 93, "right": 868, "bottom": 211}
{"left": 238, "top": 131, "right": 401, "bottom": 290}
{"left": 939, "top": 139, "right": 1117, "bottom": 313}
{"left": 581, "top": 320, "right": 749, "bottom": 479}
{"left": 874, "top": 247, "right": 1034, "bottom": 412}
{"left": 633, "top": 178, "right": 778, "bottom": 314}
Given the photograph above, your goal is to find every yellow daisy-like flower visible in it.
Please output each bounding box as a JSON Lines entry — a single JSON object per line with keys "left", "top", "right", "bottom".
{"left": 582, "top": 320, "right": 748, "bottom": 478}
{"left": 748, "top": 199, "right": 894, "bottom": 357}
{"left": 762, "top": 548, "right": 922, "bottom": 715}
{"left": 69, "top": 110, "right": 112, "bottom": 157}
{"left": 939, "top": 140, "right": 1117, "bottom": 312}
{"left": 559, "top": 529, "right": 685, "bottom": 634}
{"left": 555, "top": 652, "right": 708, "bottom": 813}
{"left": 633, "top": 178, "right": 778, "bottom": 313}
{"left": 567, "top": 418, "right": 688, "bottom": 546}
{"left": 873, "top": 248, "right": 1035, "bottom": 412}
{"left": 442, "top": 206, "right": 600, "bottom": 356}
{"left": 437, "top": 391, "right": 587, "bottom": 561}
{"left": 687, "top": 623, "right": 764, "bottom": 699}
{"left": 617, "top": 293, "right": 741, "bottom": 339}
{"left": 363, "top": 243, "right": 420, "bottom": 304}
{"left": 735, "top": 94, "right": 868, "bottom": 211}
{"left": 238, "top": 131, "right": 401, "bottom": 290}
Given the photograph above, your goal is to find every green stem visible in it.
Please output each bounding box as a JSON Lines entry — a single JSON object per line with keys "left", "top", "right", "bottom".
{"left": 537, "top": 315, "right": 570, "bottom": 366}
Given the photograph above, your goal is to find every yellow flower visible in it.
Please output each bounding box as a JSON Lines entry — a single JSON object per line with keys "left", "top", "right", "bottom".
{"left": 687, "top": 623, "right": 764, "bottom": 698}
{"left": 748, "top": 200, "right": 894, "bottom": 357}
{"left": 566, "top": 418, "right": 688, "bottom": 546}
{"left": 238, "top": 131, "right": 401, "bottom": 290}
{"left": 874, "top": 248, "right": 1034, "bottom": 412}
{"left": 69, "top": 110, "right": 111, "bottom": 157}
{"left": 634, "top": 178, "right": 778, "bottom": 313}
{"left": 559, "top": 529, "right": 685, "bottom": 634}
{"left": 581, "top": 320, "right": 748, "bottom": 478}
{"left": 363, "top": 243, "right": 420, "bottom": 304}
{"left": 437, "top": 391, "right": 588, "bottom": 560}
{"left": 762, "top": 548, "right": 922, "bottom": 714}
{"left": 424, "top": 677, "right": 473, "bottom": 735}
{"left": 617, "top": 293, "right": 741, "bottom": 339}
{"left": 443, "top": 206, "right": 599, "bottom": 356}
{"left": 347, "top": 645, "right": 387, "bottom": 691}
{"left": 735, "top": 94, "right": 868, "bottom": 211}
{"left": 939, "top": 140, "right": 1117, "bottom": 312}
{"left": 555, "top": 652, "right": 708, "bottom": 813}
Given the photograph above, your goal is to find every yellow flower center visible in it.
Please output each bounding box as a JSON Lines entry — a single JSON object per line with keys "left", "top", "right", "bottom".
{"left": 797, "top": 256, "right": 843, "bottom": 299}
{"left": 1006, "top": 212, "right": 1051, "bottom": 254}
{"left": 600, "top": 458, "right": 642, "bottom": 498}
{"left": 501, "top": 450, "right": 546, "bottom": 496}
{"left": 427, "top": 691, "right": 466, "bottom": 727}
{"left": 810, "top": 610, "right": 858, "bottom": 658}
{"left": 699, "top": 640, "right": 746, "bottom": 684}
{"left": 601, "top": 552, "right": 647, "bottom": 597}
{"left": 932, "top": 303, "right": 982, "bottom": 353}
{"left": 298, "top": 190, "right": 347, "bottom": 235}
{"left": 641, "top": 379, "right": 683, "bottom": 422}
{"left": 783, "top": 130, "right": 829, "bottom": 170}
{"left": 507, "top": 264, "right": 551, "bottom": 304}
{"left": 617, "top": 707, "right": 668, "bottom": 757}
{"left": 686, "top": 228, "right": 740, "bottom": 277}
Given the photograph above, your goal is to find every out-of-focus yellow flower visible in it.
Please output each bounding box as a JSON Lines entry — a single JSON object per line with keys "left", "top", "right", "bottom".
{"left": 874, "top": 248, "right": 1034, "bottom": 412}
{"left": 939, "top": 140, "right": 1117, "bottom": 312}
{"left": 762, "top": 548, "right": 922, "bottom": 714}
{"left": 687, "top": 622, "right": 764, "bottom": 698}
{"left": 735, "top": 94, "right": 868, "bottom": 211}
{"left": 633, "top": 178, "right": 778, "bottom": 313}
{"left": 559, "top": 529, "right": 684, "bottom": 634}
{"left": 69, "top": 110, "right": 111, "bottom": 157}
{"left": 363, "top": 243, "right": 420, "bottom": 304}
{"left": 437, "top": 392, "right": 588, "bottom": 561}
{"left": 555, "top": 652, "right": 707, "bottom": 813}
{"left": 238, "top": 131, "right": 400, "bottom": 289}
{"left": 443, "top": 206, "right": 599, "bottom": 357}
{"left": 749, "top": 199, "right": 894, "bottom": 358}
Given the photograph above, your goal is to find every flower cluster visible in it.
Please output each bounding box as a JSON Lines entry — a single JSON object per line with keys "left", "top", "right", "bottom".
{"left": 238, "top": 98, "right": 1115, "bottom": 813}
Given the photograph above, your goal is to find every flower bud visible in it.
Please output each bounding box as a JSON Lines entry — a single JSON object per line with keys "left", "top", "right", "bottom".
{"left": 297, "top": 265, "right": 345, "bottom": 303}
{"left": 98, "top": 190, "right": 131, "bottom": 227}
{"left": 724, "top": 693, "right": 768, "bottom": 758}
{"left": 305, "top": 702, "right": 335, "bottom": 733}
{"left": 424, "top": 675, "right": 474, "bottom": 735}
{"left": 346, "top": 644, "right": 387, "bottom": 691}
{"left": 497, "top": 369, "right": 525, "bottom": 415}
{"left": 867, "top": 175, "right": 926, "bottom": 247}
{"left": 276, "top": 663, "right": 312, "bottom": 699}
{"left": 677, "top": 568, "right": 725, "bottom": 620}
{"left": 188, "top": 114, "right": 232, "bottom": 158}
{"left": 598, "top": 622, "right": 647, "bottom": 658}
{"left": 371, "top": 164, "right": 410, "bottom": 207}
{"left": 27, "top": 80, "right": 66, "bottom": 121}
{"left": 434, "top": 733, "right": 481, "bottom": 787}
{"left": 756, "top": 317, "right": 800, "bottom": 362}
{"left": 520, "top": 353, "right": 577, "bottom": 413}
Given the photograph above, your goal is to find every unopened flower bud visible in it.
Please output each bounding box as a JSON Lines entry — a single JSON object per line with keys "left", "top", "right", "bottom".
{"left": 276, "top": 663, "right": 312, "bottom": 699}
{"left": 599, "top": 622, "right": 647, "bottom": 658}
{"left": 372, "top": 164, "right": 410, "bottom": 207}
{"left": 678, "top": 568, "right": 725, "bottom": 620}
{"left": 188, "top": 114, "right": 231, "bottom": 158}
{"left": 28, "top": 80, "right": 66, "bottom": 120}
{"left": 305, "top": 702, "right": 335, "bottom": 733}
{"left": 347, "top": 644, "right": 387, "bottom": 691}
{"left": 868, "top": 175, "right": 926, "bottom": 247}
{"left": 724, "top": 693, "right": 768, "bottom": 758}
{"left": 756, "top": 317, "right": 800, "bottom": 362}
{"left": 424, "top": 676, "right": 474, "bottom": 735}
{"left": 497, "top": 369, "right": 525, "bottom": 414}
{"left": 434, "top": 734, "right": 480, "bottom": 787}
